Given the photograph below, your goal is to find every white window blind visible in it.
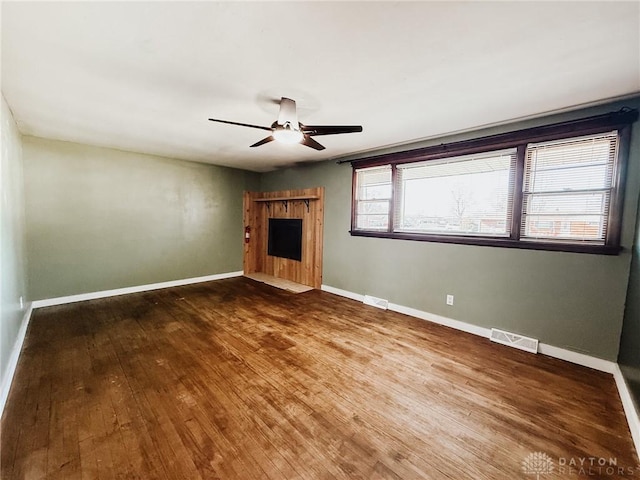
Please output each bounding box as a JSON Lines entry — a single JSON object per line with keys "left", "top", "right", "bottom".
{"left": 354, "top": 165, "right": 392, "bottom": 231}
{"left": 521, "top": 131, "right": 618, "bottom": 244}
{"left": 396, "top": 149, "right": 516, "bottom": 236}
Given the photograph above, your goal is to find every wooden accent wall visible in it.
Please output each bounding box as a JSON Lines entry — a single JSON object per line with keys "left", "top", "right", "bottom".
{"left": 243, "top": 188, "right": 324, "bottom": 289}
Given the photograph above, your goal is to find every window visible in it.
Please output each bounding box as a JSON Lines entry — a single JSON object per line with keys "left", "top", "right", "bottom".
{"left": 349, "top": 109, "right": 637, "bottom": 254}
{"left": 521, "top": 132, "right": 617, "bottom": 245}
{"left": 396, "top": 149, "right": 516, "bottom": 237}
{"left": 354, "top": 166, "right": 392, "bottom": 231}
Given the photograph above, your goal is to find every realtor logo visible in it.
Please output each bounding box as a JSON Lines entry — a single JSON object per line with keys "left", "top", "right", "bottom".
{"left": 522, "top": 451, "right": 555, "bottom": 479}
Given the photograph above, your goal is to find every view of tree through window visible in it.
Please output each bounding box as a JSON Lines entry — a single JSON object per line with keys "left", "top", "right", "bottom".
{"left": 350, "top": 110, "right": 634, "bottom": 254}
{"left": 397, "top": 150, "right": 515, "bottom": 236}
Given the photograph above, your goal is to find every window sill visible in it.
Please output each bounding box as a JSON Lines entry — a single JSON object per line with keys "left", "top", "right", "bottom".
{"left": 349, "top": 230, "right": 621, "bottom": 255}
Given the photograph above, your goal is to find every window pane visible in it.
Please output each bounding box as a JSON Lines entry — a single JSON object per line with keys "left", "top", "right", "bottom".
{"left": 396, "top": 150, "right": 515, "bottom": 236}
{"left": 361, "top": 184, "right": 391, "bottom": 200}
{"left": 354, "top": 166, "right": 391, "bottom": 230}
{"left": 527, "top": 164, "right": 610, "bottom": 192}
{"left": 522, "top": 132, "right": 617, "bottom": 244}
{"left": 526, "top": 193, "right": 607, "bottom": 215}
{"left": 357, "top": 200, "right": 390, "bottom": 215}
{"left": 523, "top": 215, "right": 604, "bottom": 241}
{"left": 356, "top": 214, "right": 390, "bottom": 230}
{"left": 356, "top": 166, "right": 392, "bottom": 200}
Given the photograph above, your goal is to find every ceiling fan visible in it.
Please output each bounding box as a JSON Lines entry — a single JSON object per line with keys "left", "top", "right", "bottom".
{"left": 208, "top": 97, "right": 362, "bottom": 151}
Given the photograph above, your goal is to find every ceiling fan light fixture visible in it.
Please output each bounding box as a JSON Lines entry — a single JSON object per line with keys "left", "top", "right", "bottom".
{"left": 273, "top": 126, "right": 304, "bottom": 144}
{"left": 208, "top": 97, "right": 361, "bottom": 150}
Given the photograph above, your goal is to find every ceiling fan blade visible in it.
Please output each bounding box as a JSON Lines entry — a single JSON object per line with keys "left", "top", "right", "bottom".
{"left": 301, "top": 125, "right": 363, "bottom": 136}
{"left": 301, "top": 136, "right": 325, "bottom": 151}
{"left": 250, "top": 136, "right": 275, "bottom": 148}
{"left": 277, "top": 97, "right": 299, "bottom": 127}
{"left": 209, "top": 118, "right": 272, "bottom": 131}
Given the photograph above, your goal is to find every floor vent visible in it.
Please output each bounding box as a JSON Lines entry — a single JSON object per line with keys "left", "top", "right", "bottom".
{"left": 363, "top": 295, "right": 389, "bottom": 310}
{"left": 490, "top": 328, "right": 538, "bottom": 354}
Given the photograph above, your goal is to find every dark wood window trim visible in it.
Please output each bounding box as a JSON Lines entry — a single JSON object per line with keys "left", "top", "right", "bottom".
{"left": 389, "top": 164, "right": 398, "bottom": 233}
{"left": 509, "top": 144, "right": 526, "bottom": 242}
{"left": 349, "top": 108, "right": 638, "bottom": 255}
{"left": 345, "top": 109, "right": 638, "bottom": 169}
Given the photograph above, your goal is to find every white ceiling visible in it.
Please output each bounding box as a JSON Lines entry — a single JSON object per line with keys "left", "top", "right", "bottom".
{"left": 2, "top": 2, "right": 639, "bottom": 172}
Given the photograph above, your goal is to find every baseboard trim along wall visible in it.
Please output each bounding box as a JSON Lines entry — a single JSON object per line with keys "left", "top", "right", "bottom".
{"left": 388, "top": 301, "right": 494, "bottom": 342}
{"left": 0, "top": 302, "right": 33, "bottom": 417}
{"left": 321, "top": 283, "right": 636, "bottom": 455}
{"left": 32, "top": 271, "right": 244, "bottom": 308}
{"left": 2, "top": 271, "right": 244, "bottom": 418}
{"left": 321, "top": 284, "right": 616, "bottom": 372}
{"left": 614, "top": 366, "right": 640, "bottom": 459}
{"left": 3, "top": 277, "right": 636, "bottom": 457}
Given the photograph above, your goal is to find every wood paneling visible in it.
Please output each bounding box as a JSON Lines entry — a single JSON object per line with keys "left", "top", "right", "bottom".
{"left": 2, "top": 277, "right": 638, "bottom": 479}
{"left": 244, "top": 188, "right": 324, "bottom": 289}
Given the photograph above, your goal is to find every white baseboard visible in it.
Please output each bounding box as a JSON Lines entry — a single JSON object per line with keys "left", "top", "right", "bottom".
{"left": 320, "top": 285, "right": 364, "bottom": 302}
{"left": 321, "top": 283, "right": 635, "bottom": 456}
{"left": 32, "top": 271, "right": 244, "bottom": 308}
{"left": 5, "top": 271, "right": 242, "bottom": 415}
{"left": 0, "top": 302, "right": 33, "bottom": 417}
{"left": 537, "top": 343, "right": 616, "bottom": 374}
{"left": 388, "top": 301, "right": 491, "bottom": 339}
{"left": 614, "top": 365, "right": 640, "bottom": 458}
{"left": 4, "top": 279, "right": 638, "bottom": 458}
{"left": 321, "top": 284, "right": 616, "bottom": 373}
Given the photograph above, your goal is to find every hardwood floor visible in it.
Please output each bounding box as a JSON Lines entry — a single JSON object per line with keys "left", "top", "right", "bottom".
{"left": 2, "top": 277, "right": 637, "bottom": 479}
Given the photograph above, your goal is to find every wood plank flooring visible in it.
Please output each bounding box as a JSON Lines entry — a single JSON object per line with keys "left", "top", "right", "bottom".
{"left": 2, "top": 277, "right": 638, "bottom": 479}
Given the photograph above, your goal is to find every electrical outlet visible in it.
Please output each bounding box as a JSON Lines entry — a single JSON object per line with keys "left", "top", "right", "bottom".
{"left": 446, "top": 294, "right": 454, "bottom": 306}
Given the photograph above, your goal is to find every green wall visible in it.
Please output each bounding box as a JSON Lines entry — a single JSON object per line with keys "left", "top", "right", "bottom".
{"left": 619, "top": 188, "right": 640, "bottom": 408}
{"left": 23, "top": 137, "right": 259, "bottom": 300}
{"left": 261, "top": 98, "right": 640, "bottom": 361}
{"left": 1, "top": 96, "right": 29, "bottom": 392}
{"left": 11, "top": 97, "right": 640, "bottom": 363}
